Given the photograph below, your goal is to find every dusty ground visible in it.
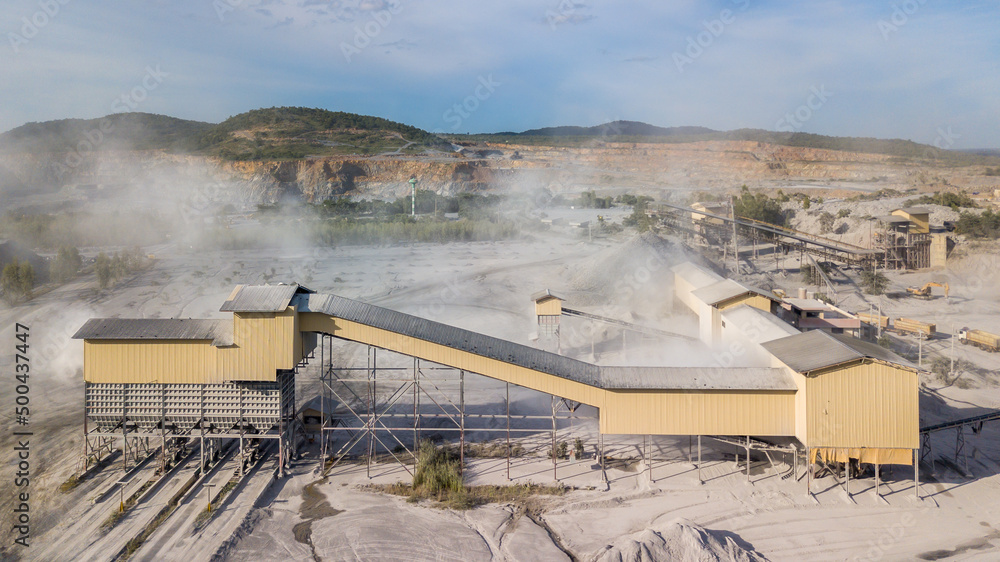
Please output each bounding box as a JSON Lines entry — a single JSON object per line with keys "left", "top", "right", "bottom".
{"left": 3, "top": 195, "right": 1000, "bottom": 560}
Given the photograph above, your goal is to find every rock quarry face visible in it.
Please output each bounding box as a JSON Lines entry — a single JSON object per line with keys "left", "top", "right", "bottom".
{"left": 0, "top": 140, "right": 996, "bottom": 210}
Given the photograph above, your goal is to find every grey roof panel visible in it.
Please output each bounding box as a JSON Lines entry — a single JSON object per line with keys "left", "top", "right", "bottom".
{"left": 220, "top": 284, "right": 312, "bottom": 312}
{"left": 720, "top": 305, "right": 799, "bottom": 344}
{"left": 600, "top": 366, "right": 796, "bottom": 391}
{"left": 72, "top": 318, "right": 233, "bottom": 346}
{"left": 530, "top": 289, "right": 565, "bottom": 302}
{"left": 762, "top": 330, "right": 919, "bottom": 373}
{"left": 828, "top": 332, "right": 920, "bottom": 370}
{"left": 296, "top": 293, "right": 603, "bottom": 387}
{"left": 671, "top": 262, "right": 725, "bottom": 289}
{"left": 690, "top": 279, "right": 776, "bottom": 307}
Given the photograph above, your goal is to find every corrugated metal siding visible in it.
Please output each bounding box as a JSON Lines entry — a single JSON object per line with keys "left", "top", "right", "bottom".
{"left": 535, "top": 299, "right": 562, "bottom": 316}
{"left": 84, "top": 308, "right": 302, "bottom": 384}
{"left": 600, "top": 390, "right": 795, "bottom": 436}
{"left": 811, "top": 447, "right": 913, "bottom": 466}
{"left": 717, "top": 294, "right": 772, "bottom": 313}
{"left": 805, "top": 361, "right": 919, "bottom": 449}
{"left": 84, "top": 340, "right": 220, "bottom": 384}
{"left": 225, "top": 310, "right": 298, "bottom": 380}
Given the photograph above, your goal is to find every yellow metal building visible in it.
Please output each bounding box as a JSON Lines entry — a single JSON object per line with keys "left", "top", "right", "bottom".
{"left": 763, "top": 330, "right": 920, "bottom": 465}
{"left": 689, "top": 279, "right": 780, "bottom": 344}
{"left": 891, "top": 207, "right": 931, "bottom": 234}
{"left": 74, "top": 282, "right": 923, "bottom": 476}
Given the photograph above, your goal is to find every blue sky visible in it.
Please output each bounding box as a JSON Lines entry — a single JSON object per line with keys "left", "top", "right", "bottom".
{"left": 2, "top": 0, "right": 998, "bottom": 148}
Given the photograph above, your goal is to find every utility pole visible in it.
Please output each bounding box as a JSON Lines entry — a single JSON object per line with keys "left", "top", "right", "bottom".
{"left": 951, "top": 324, "right": 956, "bottom": 377}
{"left": 204, "top": 482, "right": 216, "bottom": 513}
{"left": 730, "top": 196, "right": 739, "bottom": 279}
{"left": 118, "top": 479, "right": 129, "bottom": 513}
{"left": 409, "top": 177, "right": 417, "bottom": 217}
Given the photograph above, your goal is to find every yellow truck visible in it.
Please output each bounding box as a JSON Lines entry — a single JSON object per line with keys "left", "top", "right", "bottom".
{"left": 894, "top": 318, "right": 936, "bottom": 338}
{"left": 856, "top": 311, "right": 890, "bottom": 329}
{"left": 958, "top": 328, "right": 1000, "bottom": 352}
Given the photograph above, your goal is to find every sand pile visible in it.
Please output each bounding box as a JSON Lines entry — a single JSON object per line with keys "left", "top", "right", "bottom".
{"left": 569, "top": 232, "right": 678, "bottom": 296}
{"left": 590, "top": 518, "right": 769, "bottom": 562}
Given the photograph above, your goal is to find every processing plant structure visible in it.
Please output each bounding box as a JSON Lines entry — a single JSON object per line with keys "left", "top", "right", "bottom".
{"left": 73, "top": 271, "right": 928, "bottom": 498}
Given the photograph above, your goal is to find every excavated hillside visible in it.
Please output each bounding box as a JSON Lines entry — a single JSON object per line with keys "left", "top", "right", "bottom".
{"left": 1, "top": 140, "right": 997, "bottom": 211}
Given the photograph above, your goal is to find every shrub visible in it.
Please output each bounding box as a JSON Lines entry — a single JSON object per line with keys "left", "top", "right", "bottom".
{"left": 818, "top": 212, "right": 835, "bottom": 233}
{"left": 733, "top": 185, "right": 785, "bottom": 228}
{"left": 412, "top": 441, "right": 463, "bottom": 500}
{"left": 905, "top": 191, "right": 978, "bottom": 211}
{"left": 51, "top": 246, "right": 82, "bottom": 283}
{"left": 1, "top": 259, "right": 35, "bottom": 304}
{"left": 860, "top": 270, "right": 889, "bottom": 295}
{"left": 955, "top": 210, "right": 1000, "bottom": 239}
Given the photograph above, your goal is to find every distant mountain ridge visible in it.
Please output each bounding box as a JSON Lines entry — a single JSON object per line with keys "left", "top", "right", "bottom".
{"left": 0, "top": 113, "right": 212, "bottom": 153}
{"left": 517, "top": 120, "right": 715, "bottom": 137}
{"left": 0, "top": 109, "right": 994, "bottom": 164}
{"left": 482, "top": 124, "right": 993, "bottom": 164}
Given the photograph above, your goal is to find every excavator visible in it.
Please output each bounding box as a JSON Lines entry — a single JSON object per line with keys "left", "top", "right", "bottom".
{"left": 906, "top": 281, "right": 949, "bottom": 299}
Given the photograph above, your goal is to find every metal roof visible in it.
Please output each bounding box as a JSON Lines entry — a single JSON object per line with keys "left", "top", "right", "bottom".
{"left": 296, "top": 292, "right": 604, "bottom": 387}
{"left": 530, "top": 289, "right": 565, "bottom": 302}
{"left": 671, "top": 262, "right": 725, "bottom": 289}
{"left": 600, "top": 367, "right": 796, "bottom": 391}
{"left": 220, "top": 283, "right": 313, "bottom": 312}
{"left": 690, "top": 279, "right": 776, "bottom": 307}
{"left": 894, "top": 207, "right": 931, "bottom": 215}
{"left": 72, "top": 318, "right": 233, "bottom": 346}
{"left": 762, "top": 330, "right": 920, "bottom": 373}
{"left": 297, "top": 291, "right": 798, "bottom": 391}
{"left": 720, "top": 305, "right": 799, "bottom": 344}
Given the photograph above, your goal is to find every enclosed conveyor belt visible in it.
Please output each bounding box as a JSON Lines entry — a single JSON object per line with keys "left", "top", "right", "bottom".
{"left": 294, "top": 291, "right": 798, "bottom": 436}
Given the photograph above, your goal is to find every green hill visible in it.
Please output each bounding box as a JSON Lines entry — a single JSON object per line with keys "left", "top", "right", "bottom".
{"left": 195, "top": 107, "right": 452, "bottom": 160}
{"left": 0, "top": 113, "right": 213, "bottom": 153}
{"left": 0, "top": 108, "right": 451, "bottom": 161}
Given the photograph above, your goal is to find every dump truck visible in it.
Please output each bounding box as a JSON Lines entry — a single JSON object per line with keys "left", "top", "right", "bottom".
{"left": 906, "top": 281, "right": 949, "bottom": 299}
{"left": 958, "top": 328, "right": 1000, "bottom": 352}
{"left": 856, "top": 311, "right": 890, "bottom": 329}
{"left": 894, "top": 317, "right": 936, "bottom": 338}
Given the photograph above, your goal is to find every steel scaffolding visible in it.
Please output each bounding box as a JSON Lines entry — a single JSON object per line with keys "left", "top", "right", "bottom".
{"left": 316, "top": 334, "right": 599, "bottom": 482}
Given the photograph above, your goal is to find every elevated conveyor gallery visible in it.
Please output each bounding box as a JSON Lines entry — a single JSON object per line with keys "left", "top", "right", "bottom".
{"left": 76, "top": 281, "right": 922, "bottom": 481}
